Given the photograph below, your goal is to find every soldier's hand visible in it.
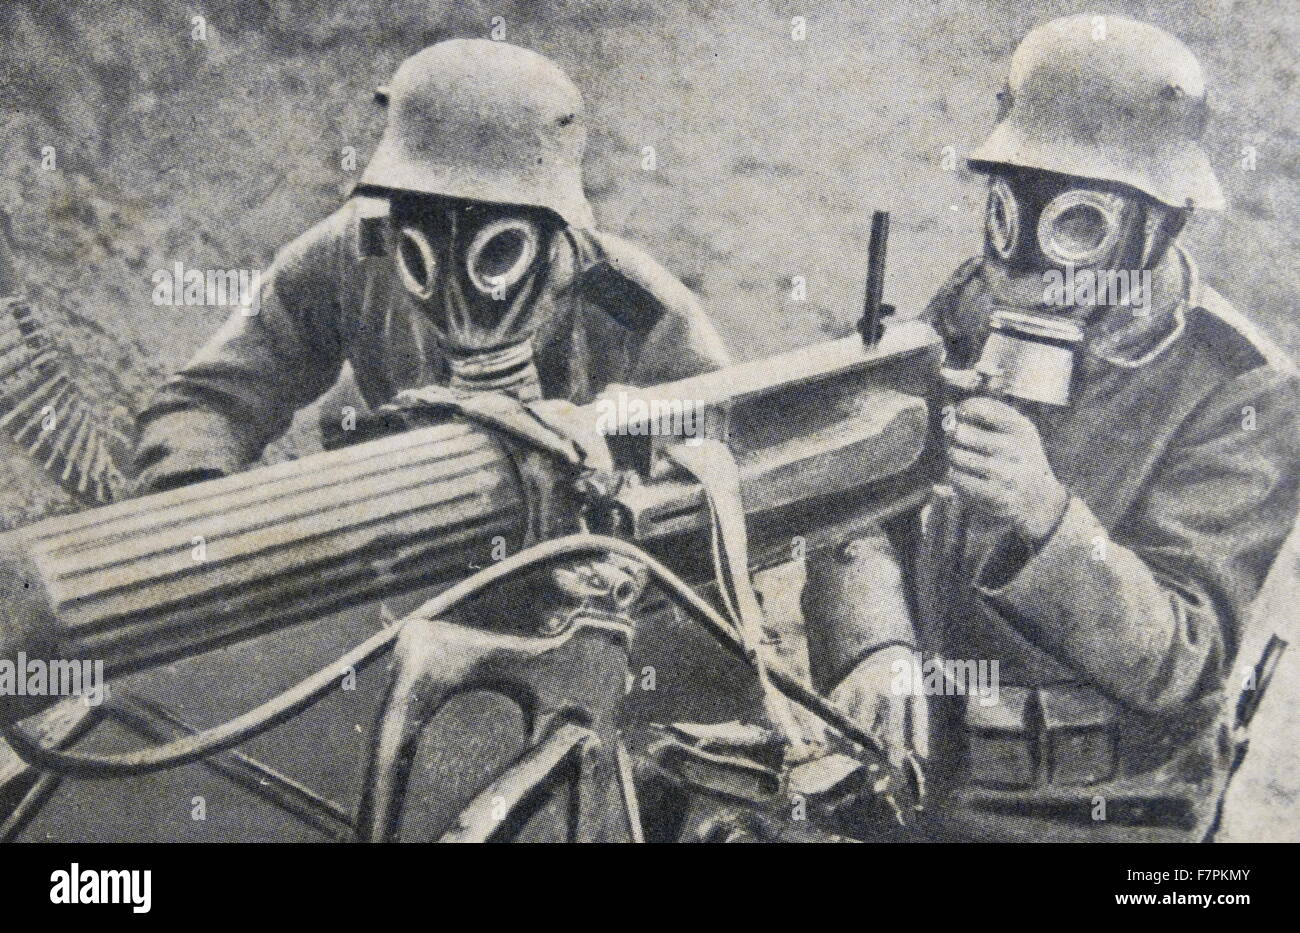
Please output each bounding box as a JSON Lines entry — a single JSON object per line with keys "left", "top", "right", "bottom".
{"left": 948, "top": 397, "right": 1069, "bottom": 543}
{"left": 828, "top": 644, "right": 929, "bottom": 767}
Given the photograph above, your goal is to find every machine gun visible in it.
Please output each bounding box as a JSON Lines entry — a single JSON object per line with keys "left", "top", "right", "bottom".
{"left": 0, "top": 215, "right": 943, "bottom": 840}
{"left": 0, "top": 332, "right": 940, "bottom": 709}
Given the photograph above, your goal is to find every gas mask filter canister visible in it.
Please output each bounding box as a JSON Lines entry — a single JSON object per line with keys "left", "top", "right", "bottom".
{"left": 941, "top": 308, "right": 1083, "bottom": 407}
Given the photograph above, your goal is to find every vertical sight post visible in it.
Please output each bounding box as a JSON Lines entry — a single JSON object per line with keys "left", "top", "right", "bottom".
{"left": 858, "top": 210, "right": 893, "bottom": 348}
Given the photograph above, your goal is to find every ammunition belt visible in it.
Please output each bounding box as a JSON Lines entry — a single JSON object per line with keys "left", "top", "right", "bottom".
{"left": 0, "top": 296, "right": 127, "bottom": 504}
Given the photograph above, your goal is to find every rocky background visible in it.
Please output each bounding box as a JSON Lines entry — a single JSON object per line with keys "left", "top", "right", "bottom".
{"left": 1, "top": 0, "right": 1296, "bottom": 840}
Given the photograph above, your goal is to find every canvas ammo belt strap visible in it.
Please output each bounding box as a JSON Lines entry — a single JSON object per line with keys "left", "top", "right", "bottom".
{"left": 663, "top": 439, "right": 808, "bottom": 751}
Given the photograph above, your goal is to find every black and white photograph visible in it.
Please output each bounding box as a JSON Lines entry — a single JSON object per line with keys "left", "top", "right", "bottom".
{"left": 0, "top": 0, "right": 1295, "bottom": 907}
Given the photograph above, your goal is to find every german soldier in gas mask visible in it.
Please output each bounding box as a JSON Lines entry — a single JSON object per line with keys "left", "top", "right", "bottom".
{"left": 806, "top": 15, "right": 1299, "bottom": 840}
{"left": 133, "top": 40, "right": 727, "bottom": 491}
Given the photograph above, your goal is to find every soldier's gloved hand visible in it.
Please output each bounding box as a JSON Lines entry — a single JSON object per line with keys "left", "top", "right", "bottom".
{"left": 948, "top": 397, "right": 1069, "bottom": 542}
{"left": 828, "top": 643, "right": 928, "bottom": 768}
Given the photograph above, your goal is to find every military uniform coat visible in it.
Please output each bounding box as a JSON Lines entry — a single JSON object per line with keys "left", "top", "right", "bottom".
{"left": 134, "top": 199, "right": 729, "bottom": 490}
{"left": 912, "top": 249, "right": 1300, "bottom": 842}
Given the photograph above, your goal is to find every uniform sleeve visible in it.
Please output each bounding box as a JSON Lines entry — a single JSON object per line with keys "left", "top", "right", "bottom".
{"left": 133, "top": 214, "right": 348, "bottom": 492}
{"left": 575, "top": 230, "right": 730, "bottom": 383}
{"left": 803, "top": 530, "right": 917, "bottom": 694}
{"left": 974, "top": 364, "right": 1300, "bottom": 714}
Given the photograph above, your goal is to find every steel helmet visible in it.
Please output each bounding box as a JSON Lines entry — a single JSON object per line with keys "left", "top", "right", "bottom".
{"left": 969, "top": 15, "right": 1224, "bottom": 211}
{"left": 361, "top": 39, "right": 595, "bottom": 228}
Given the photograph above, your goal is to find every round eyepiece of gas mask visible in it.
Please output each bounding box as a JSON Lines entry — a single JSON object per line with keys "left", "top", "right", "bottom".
{"left": 466, "top": 218, "right": 540, "bottom": 296}
{"left": 396, "top": 226, "right": 439, "bottom": 300}
{"left": 1036, "top": 189, "right": 1128, "bottom": 267}
{"left": 986, "top": 175, "right": 1021, "bottom": 261}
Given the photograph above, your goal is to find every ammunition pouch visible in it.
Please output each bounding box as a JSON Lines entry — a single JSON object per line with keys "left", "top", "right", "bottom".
{"left": 963, "top": 684, "right": 1117, "bottom": 789}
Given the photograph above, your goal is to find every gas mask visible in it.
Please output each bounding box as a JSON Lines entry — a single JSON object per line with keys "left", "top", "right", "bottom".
{"left": 360, "top": 193, "right": 560, "bottom": 400}
{"left": 948, "top": 170, "right": 1189, "bottom": 404}
{"left": 983, "top": 170, "right": 1182, "bottom": 280}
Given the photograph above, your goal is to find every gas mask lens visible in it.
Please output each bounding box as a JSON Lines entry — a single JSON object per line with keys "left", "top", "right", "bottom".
{"left": 1036, "top": 189, "right": 1127, "bottom": 267}
{"left": 466, "top": 217, "right": 540, "bottom": 296}
{"left": 396, "top": 226, "right": 438, "bottom": 300}
{"left": 986, "top": 176, "right": 1021, "bottom": 261}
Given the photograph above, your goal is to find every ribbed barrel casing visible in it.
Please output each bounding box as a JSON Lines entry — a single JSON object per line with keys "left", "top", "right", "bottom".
{"left": 3, "top": 420, "right": 525, "bottom": 676}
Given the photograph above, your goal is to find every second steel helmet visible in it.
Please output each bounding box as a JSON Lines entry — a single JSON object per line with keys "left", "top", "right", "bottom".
{"left": 969, "top": 15, "right": 1224, "bottom": 211}
{"left": 361, "top": 40, "right": 595, "bottom": 228}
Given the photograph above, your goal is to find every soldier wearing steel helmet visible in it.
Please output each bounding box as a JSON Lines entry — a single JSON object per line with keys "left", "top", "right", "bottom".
{"left": 133, "top": 39, "right": 728, "bottom": 492}
{"left": 807, "top": 15, "right": 1299, "bottom": 841}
